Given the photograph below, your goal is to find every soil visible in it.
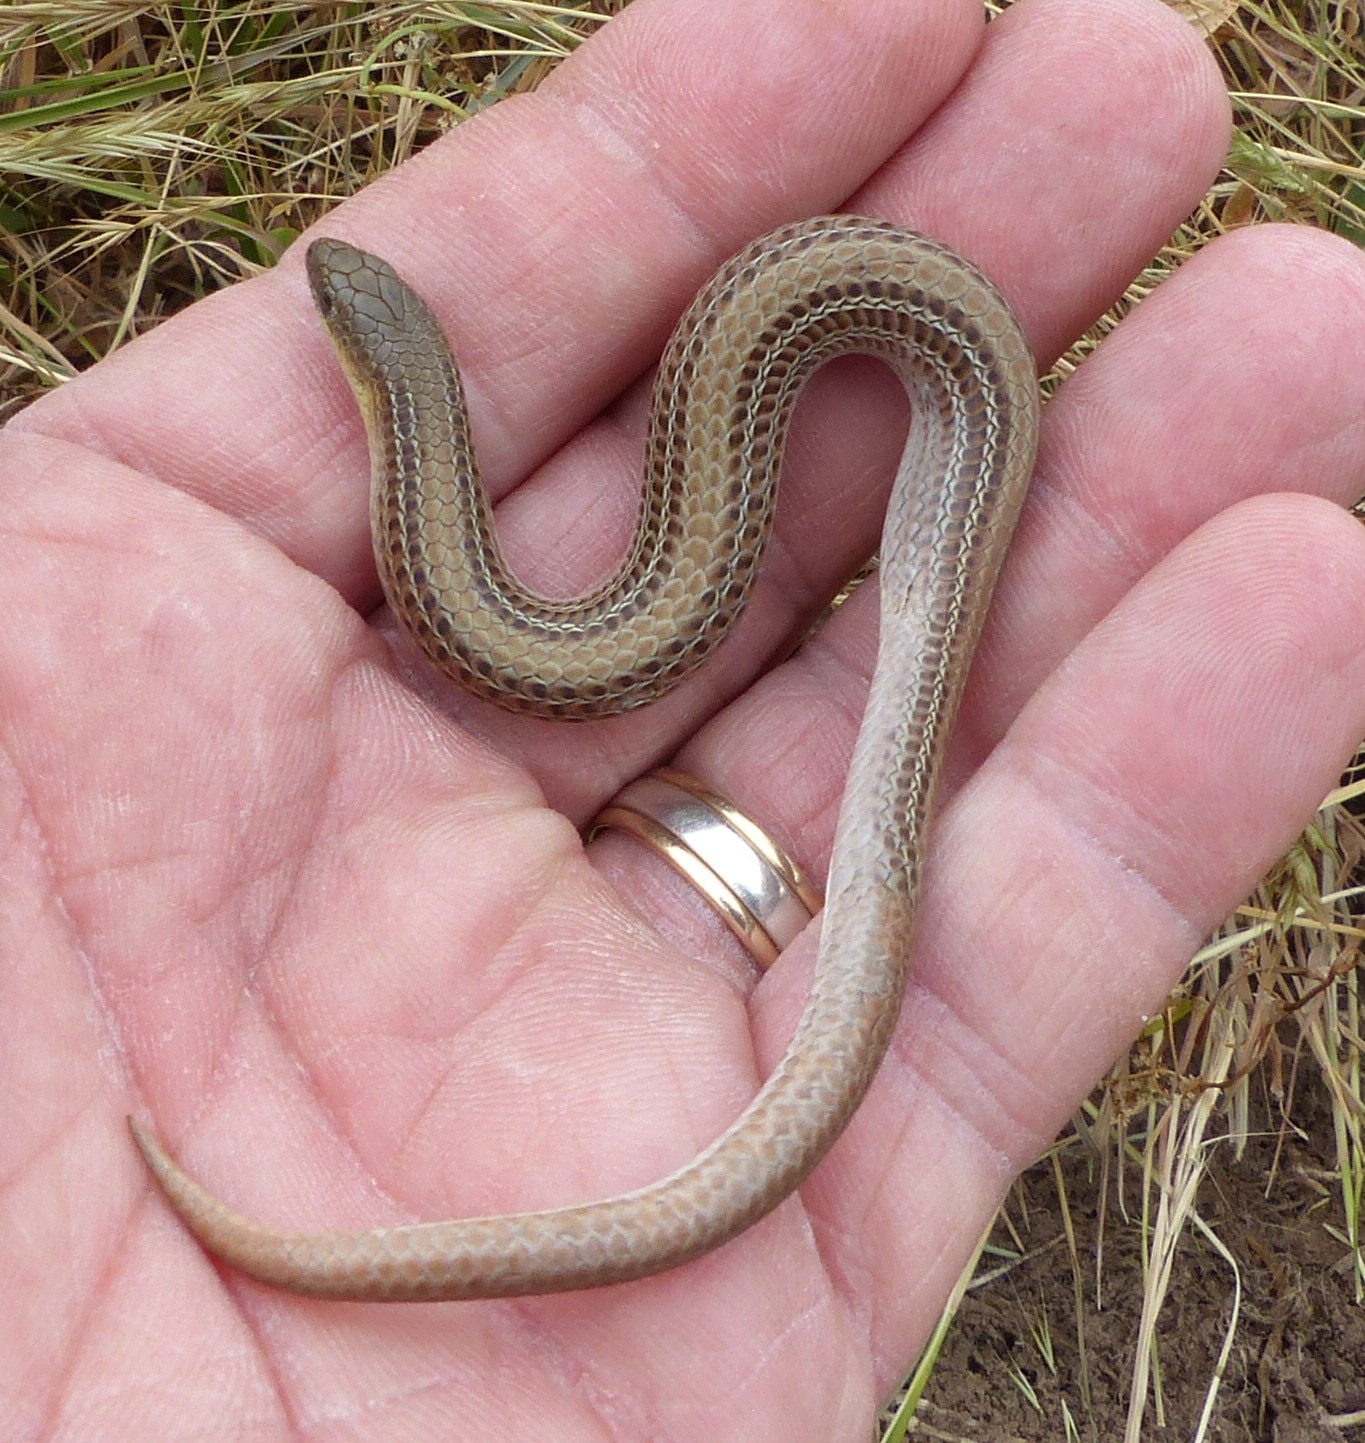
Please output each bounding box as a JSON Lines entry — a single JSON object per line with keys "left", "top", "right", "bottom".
{"left": 905, "top": 1078, "right": 1364, "bottom": 1441}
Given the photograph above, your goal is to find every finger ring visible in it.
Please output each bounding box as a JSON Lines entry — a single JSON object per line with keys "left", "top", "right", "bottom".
{"left": 588, "top": 767, "right": 823, "bottom": 968}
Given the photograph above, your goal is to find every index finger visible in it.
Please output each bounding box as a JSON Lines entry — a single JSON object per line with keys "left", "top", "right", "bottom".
{"left": 13, "top": 0, "right": 985, "bottom": 602}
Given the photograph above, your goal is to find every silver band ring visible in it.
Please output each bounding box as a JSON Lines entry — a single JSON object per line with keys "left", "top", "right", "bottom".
{"left": 588, "top": 767, "right": 823, "bottom": 968}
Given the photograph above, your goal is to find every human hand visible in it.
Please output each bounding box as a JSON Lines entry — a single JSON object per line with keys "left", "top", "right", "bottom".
{"left": 5, "top": 1, "right": 1365, "bottom": 1440}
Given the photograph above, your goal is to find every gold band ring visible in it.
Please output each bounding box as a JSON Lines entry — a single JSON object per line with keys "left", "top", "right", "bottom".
{"left": 588, "top": 767, "right": 823, "bottom": 969}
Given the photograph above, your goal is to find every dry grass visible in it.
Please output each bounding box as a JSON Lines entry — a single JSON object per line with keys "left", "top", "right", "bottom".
{"left": 0, "top": 1, "right": 623, "bottom": 416}
{"left": 1, "top": 2, "right": 1362, "bottom": 1438}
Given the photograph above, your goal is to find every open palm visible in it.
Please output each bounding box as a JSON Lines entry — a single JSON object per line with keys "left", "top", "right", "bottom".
{"left": 5, "top": 1, "right": 1365, "bottom": 1440}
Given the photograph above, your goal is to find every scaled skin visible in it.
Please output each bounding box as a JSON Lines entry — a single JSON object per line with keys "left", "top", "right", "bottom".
{"left": 3, "top": 0, "right": 1365, "bottom": 1440}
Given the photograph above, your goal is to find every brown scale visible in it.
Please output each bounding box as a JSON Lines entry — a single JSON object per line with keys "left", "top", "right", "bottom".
{"left": 130, "top": 215, "right": 1041, "bottom": 1301}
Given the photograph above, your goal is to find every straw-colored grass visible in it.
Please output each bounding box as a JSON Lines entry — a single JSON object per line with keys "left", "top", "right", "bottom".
{"left": 2, "top": 2, "right": 1361, "bottom": 1437}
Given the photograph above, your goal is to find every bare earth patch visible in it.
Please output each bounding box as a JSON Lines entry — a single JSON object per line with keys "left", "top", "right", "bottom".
{"left": 911, "top": 1079, "right": 1365, "bottom": 1440}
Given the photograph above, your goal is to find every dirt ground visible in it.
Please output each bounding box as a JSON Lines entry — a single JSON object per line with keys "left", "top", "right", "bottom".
{"left": 908, "top": 1079, "right": 1364, "bottom": 1441}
